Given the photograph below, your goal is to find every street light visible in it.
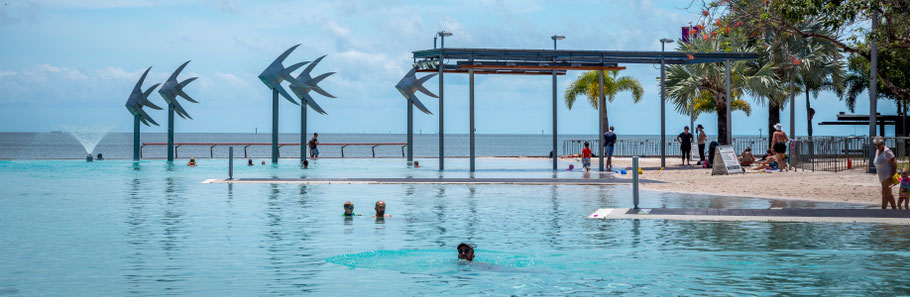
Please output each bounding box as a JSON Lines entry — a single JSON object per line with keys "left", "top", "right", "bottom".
{"left": 550, "top": 34, "right": 565, "bottom": 170}
{"left": 659, "top": 38, "right": 674, "bottom": 168}
{"left": 551, "top": 35, "right": 565, "bottom": 50}
{"left": 434, "top": 31, "right": 453, "bottom": 49}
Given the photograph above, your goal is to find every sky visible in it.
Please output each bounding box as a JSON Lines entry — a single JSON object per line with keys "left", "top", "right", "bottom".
{"left": 0, "top": 0, "right": 893, "bottom": 136}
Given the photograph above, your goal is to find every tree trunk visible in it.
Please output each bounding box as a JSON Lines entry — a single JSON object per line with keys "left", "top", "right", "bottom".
{"left": 717, "top": 100, "right": 728, "bottom": 145}
{"left": 806, "top": 90, "right": 813, "bottom": 139}
{"left": 768, "top": 99, "right": 781, "bottom": 149}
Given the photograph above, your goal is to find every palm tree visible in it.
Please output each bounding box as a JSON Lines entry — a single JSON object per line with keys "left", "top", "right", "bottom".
{"left": 563, "top": 70, "right": 644, "bottom": 134}
{"left": 843, "top": 54, "right": 905, "bottom": 135}
{"left": 664, "top": 34, "right": 780, "bottom": 144}
{"left": 787, "top": 20, "right": 846, "bottom": 139}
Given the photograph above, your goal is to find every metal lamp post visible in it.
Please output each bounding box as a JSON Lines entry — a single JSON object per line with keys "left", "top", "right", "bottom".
{"left": 551, "top": 34, "right": 565, "bottom": 170}
{"left": 659, "top": 38, "right": 673, "bottom": 168}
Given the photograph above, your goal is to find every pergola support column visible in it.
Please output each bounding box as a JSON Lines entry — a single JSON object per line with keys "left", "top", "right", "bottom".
{"left": 660, "top": 56, "right": 666, "bottom": 167}
{"left": 598, "top": 70, "right": 606, "bottom": 171}
{"left": 469, "top": 68, "right": 475, "bottom": 172}
{"left": 551, "top": 69, "right": 558, "bottom": 170}
{"left": 438, "top": 55, "right": 445, "bottom": 170}
{"left": 725, "top": 59, "right": 732, "bottom": 145}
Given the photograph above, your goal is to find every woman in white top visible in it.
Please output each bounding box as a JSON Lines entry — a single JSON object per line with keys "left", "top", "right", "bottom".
{"left": 873, "top": 136, "right": 898, "bottom": 209}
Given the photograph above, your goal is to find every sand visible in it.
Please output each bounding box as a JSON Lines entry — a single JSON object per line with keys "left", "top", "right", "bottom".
{"left": 578, "top": 156, "right": 887, "bottom": 206}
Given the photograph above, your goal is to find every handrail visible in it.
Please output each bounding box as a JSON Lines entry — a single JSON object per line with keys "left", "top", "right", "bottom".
{"left": 140, "top": 142, "right": 407, "bottom": 158}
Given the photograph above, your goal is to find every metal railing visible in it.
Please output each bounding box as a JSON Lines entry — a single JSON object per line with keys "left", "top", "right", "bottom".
{"left": 789, "top": 136, "right": 869, "bottom": 172}
{"left": 562, "top": 137, "right": 769, "bottom": 158}
{"left": 140, "top": 142, "right": 407, "bottom": 158}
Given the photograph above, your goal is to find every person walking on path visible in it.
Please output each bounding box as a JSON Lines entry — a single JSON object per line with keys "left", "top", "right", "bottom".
{"left": 308, "top": 133, "right": 320, "bottom": 158}
{"left": 772, "top": 123, "right": 789, "bottom": 171}
{"left": 581, "top": 141, "right": 592, "bottom": 172}
{"left": 676, "top": 126, "right": 694, "bottom": 166}
{"left": 603, "top": 126, "right": 617, "bottom": 169}
{"left": 874, "top": 136, "right": 898, "bottom": 209}
{"left": 696, "top": 125, "right": 707, "bottom": 165}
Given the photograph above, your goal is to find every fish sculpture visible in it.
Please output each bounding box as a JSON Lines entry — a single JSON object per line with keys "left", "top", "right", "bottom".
{"left": 288, "top": 55, "right": 335, "bottom": 115}
{"left": 394, "top": 67, "right": 437, "bottom": 114}
{"left": 158, "top": 60, "right": 198, "bottom": 119}
{"left": 125, "top": 66, "right": 162, "bottom": 126}
{"left": 258, "top": 44, "right": 312, "bottom": 105}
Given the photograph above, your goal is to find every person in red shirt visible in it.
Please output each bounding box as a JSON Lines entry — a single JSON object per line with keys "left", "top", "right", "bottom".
{"left": 581, "top": 141, "right": 592, "bottom": 172}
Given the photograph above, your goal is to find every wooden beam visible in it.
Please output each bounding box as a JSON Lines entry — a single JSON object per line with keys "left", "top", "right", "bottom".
{"left": 457, "top": 64, "right": 627, "bottom": 71}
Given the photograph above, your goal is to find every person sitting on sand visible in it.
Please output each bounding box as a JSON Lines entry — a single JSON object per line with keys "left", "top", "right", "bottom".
{"left": 342, "top": 201, "right": 360, "bottom": 217}
{"left": 372, "top": 201, "right": 391, "bottom": 218}
{"left": 187, "top": 157, "right": 197, "bottom": 167}
{"left": 752, "top": 149, "right": 779, "bottom": 171}
{"left": 739, "top": 147, "right": 755, "bottom": 166}
{"left": 457, "top": 243, "right": 474, "bottom": 262}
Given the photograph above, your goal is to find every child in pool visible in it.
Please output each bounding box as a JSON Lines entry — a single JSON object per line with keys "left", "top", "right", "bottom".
{"left": 187, "top": 157, "right": 197, "bottom": 167}
{"left": 899, "top": 169, "right": 910, "bottom": 209}
{"left": 342, "top": 201, "right": 360, "bottom": 217}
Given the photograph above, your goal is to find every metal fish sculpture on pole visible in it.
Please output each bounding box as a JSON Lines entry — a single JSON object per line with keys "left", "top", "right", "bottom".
{"left": 289, "top": 55, "right": 335, "bottom": 163}
{"left": 395, "top": 67, "right": 438, "bottom": 164}
{"left": 158, "top": 60, "right": 198, "bottom": 163}
{"left": 124, "top": 66, "right": 162, "bottom": 161}
{"left": 258, "top": 44, "right": 313, "bottom": 163}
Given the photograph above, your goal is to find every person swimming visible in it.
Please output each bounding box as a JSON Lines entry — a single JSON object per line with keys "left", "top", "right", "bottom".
{"left": 187, "top": 157, "right": 197, "bottom": 167}
{"left": 247, "top": 159, "right": 253, "bottom": 166}
{"left": 457, "top": 243, "right": 474, "bottom": 262}
{"left": 342, "top": 201, "right": 360, "bottom": 217}
{"left": 414, "top": 161, "right": 420, "bottom": 168}
{"left": 303, "top": 159, "right": 309, "bottom": 169}
{"left": 373, "top": 200, "right": 391, "bottom": 218}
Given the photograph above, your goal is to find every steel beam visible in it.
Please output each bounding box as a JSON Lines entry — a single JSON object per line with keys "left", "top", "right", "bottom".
{"left": 301, "top": 101, "right": 307, "bottom": 164}
{"left": 869, "top": 12, "right": 879, "bottom": 172}
{"left": 168, "top": 105, "right": 174, "bottom": 162}
{"left": 552, "top": 69, "right": 558, "bottom": 170}
{"left": 660, "top": 55, "right": 666, "bottom": 167}
{"left": 133, "top": 116, "right": 140, "bottom": 161}
{"left": 407, "top": 100, "right": 413, "bottom": 164}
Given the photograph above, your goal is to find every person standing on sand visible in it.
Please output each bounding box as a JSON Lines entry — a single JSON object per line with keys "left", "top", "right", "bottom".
{"left": 772, "top": 123, "right": 788, "bottom": 171}
{"left": 696, "top": 125, "right": 707, "bottom": 164}
{"left": 603, "top": 126, "right": 617, "bottom": 169}
{"left": 676, "top": 126, "right": 694, "bottom": 166}
{"left": 873, "top": 136, "right": 898, "bottom": 209}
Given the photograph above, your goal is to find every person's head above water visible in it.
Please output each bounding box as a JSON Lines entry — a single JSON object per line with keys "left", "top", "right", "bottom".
{"left": 303, "top": 159, "right": 309, "bottom": 168}
{"left": 374, "top": 200, "right": 387, "bottom": 217}
{"left": 343, "top": 201, "right": 354, "bottom": 216}
{"left": 457, "top": 243, "right": 474, "bottom": 261}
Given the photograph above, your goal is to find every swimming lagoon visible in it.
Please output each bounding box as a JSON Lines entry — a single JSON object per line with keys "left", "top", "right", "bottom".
{"left": 0, "top": 158, "right": 907, "bottom": 295}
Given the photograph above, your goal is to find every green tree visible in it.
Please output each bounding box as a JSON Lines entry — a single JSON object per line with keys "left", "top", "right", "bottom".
{"left": 664, "top": 34, "right": 780, "bottom": 144}
{"left": 563, "top": 70, "right": 644, "bottom": 134}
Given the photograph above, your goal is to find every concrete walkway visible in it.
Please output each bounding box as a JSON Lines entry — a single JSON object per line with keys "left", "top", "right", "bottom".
{"left": 203, "top": 177, "right": 661, "bottom": 185}
{"left": 589, "top": 208, "right": 910, "bottom": 224}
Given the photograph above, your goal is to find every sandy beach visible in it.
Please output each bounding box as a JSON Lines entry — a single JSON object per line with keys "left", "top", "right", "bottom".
{"left": 573, "top": 156, "right": 884, "bottom": 205}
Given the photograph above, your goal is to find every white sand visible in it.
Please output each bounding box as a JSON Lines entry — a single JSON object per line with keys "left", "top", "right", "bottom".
{"left": 577, "top": 156, "right": 886, "bottom": 205}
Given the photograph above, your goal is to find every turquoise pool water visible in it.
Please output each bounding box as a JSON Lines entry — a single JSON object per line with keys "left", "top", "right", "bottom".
{"left": 0, "top": 159, "right": 907, "bottom": 296}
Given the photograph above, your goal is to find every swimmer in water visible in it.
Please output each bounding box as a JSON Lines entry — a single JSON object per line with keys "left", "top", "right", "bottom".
{"left": 414, "top": 161, "right": 420, "bottom": 168}
{"left": 342, "top": 201, "right": 360, "bottom": 217}
{"left": 187, "top": 157, "right": 197, "bottom": 167}
{"left": 261, "top": 160, "right": 265, "bottom": 165}
{"left": 303, "top": 159, "right": 309, "bottom": 169}
{"left": 373, "top": 200, "right": 391, "bottom": 218}
{"left": 457, "top": 243, "right": 474, "bottom": 262}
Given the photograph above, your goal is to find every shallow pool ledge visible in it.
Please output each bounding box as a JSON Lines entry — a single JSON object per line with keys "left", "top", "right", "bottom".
{"left": 589, "top": 208, "right": 910, "bottom": 224}
{"left": 202, "top": 177, "right": 662, "bottom": 185}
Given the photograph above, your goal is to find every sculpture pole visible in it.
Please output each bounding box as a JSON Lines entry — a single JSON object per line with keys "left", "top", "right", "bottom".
{"left": 407, "top": 101, "right": 413, "bottom": 164}
{"left": 272, "top": 88, "right": 279, "bottom": 164}
{"left": 133, "top": 116, "right": 140, "bottom": 161}
{"left": 167, "top": 104, "right": 175, "bottom": 162}
{"left": 301, "top": 101, "right": 307, "bottom": 163}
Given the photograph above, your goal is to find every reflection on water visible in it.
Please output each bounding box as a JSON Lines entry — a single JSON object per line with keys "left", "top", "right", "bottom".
{"left": 0, "top": 160, "right": 906, "bottom": 296}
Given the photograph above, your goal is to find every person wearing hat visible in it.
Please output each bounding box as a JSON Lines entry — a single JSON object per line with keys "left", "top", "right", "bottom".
{"left": 771, "top": 123, "right": 789, "bottom": 171}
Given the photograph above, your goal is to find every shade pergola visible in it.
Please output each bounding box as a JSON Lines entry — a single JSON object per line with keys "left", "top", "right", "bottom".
{"left": 408, "top": 47, "right": 758, "bottom": 171}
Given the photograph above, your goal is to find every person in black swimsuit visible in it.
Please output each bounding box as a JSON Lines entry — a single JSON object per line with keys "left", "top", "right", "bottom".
{"left": 676, "top": 126, "right": 694, "bottom": 165}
